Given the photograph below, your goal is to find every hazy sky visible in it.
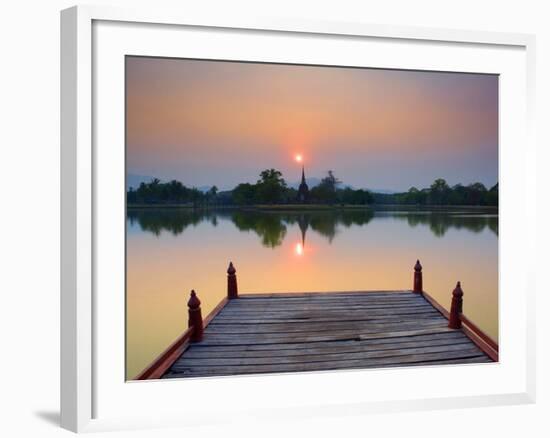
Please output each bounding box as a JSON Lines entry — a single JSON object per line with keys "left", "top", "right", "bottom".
{"left": 126, "top": 56, "right": 498, "bottom": 191}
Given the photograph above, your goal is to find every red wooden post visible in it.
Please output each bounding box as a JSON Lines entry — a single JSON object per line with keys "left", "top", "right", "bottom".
{"left": 187, "top": 290, "right": 204, "bottom": 342}
{"left": 448, "top": 282, "right": 464, "bottom": 329}
{"left": 413, "top": 260, "right": 423, "bottom": 293}
{"left": 227, "top": 261, "right": 238, "bottom": 299}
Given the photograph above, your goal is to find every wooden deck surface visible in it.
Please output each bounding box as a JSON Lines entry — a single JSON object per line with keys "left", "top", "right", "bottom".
{"left": 162, "top": 291, "right": 492, "bottom": 379}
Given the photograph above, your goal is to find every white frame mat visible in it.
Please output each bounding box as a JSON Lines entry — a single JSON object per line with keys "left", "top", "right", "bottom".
{"left": 61, "top": 5, "right": 536, "bottom": 433}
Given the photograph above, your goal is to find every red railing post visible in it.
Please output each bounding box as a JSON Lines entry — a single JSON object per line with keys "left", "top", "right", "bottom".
{"left": 188, "top": 290, "right": 204, "bottom": 342}
{"left": 448, "top": 282, "right": 464, "bottom": 329}
{"left": 413, "top": 260, "right": 423, "bottom": 293}
{"left": 227, "top": 261, "right": 238, "bottom": 299}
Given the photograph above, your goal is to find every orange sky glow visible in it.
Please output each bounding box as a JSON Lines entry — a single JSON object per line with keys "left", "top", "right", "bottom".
{"left": 126, "top": 57, "right": 498, "bottom": 191}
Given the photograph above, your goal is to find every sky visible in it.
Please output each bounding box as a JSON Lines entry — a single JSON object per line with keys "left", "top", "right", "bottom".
{"left": 126, "top": 56, "right": 498, "bottom": 192}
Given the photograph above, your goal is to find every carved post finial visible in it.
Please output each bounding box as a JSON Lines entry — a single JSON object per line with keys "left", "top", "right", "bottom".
{"left": 187, "top": 290, "right": 204, "bottom": 342}
{"left": 448, "top": 281, "right": 464, "bottom": 329}
{"left": 227, "top": 261, "right": 238, "bottom": 299}
{"left": 413, "top": 260, "right": 423, "bottom": 293}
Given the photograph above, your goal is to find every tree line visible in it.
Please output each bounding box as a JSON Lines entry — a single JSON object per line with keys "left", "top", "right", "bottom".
{"left": 127, "top": 178, "right": 218, "bottom": 205}
{"left": 374, "top": 179, "right": 498, "bottom": 206}
{"left": 127, "top": 172, "right": 497, "bottom": 207}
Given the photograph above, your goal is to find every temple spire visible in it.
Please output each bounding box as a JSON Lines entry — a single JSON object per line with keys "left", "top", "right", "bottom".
{"left": 298, "top": 214, "right": 308, "bottom": 247}
{"left": 297, "top": 164, "right": 309, "bottom": 203}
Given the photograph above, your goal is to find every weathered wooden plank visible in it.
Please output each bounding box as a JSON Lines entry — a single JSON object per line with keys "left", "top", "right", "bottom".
{"left": 165, "top": 347, "right": 486, "bottom": 377}
{"left": 209, "top": 317, "right": 440, "bottom": 327}
{"left": 196, "top": 326, "right": 454, "bottom": 346}
{"left": 222, "top": 304, "right": 433, "bottom": 313}
{"left": 239, "top": 291, "right": 413, "bottom": 298}
{"left": 225, "top": 296, "right": 429, "bottom": 304}
{"left": 182, "top": 334, "right": 472, "bottom": 359}
{"left": 210, "top": 311, "right": 441, "bottom": 325}
{"left": 202, "top": 328, "right": 449, "bottom": 345}
{"left": 203, "top": 318, "right": 445, "bottom": 335}
{"left": 223, "top": 303, "right": 430, "bottom": 312}
{"left": 218, "top": 307, "right": 438, "bottom": 316}
{"left": 230, "top": 301, "right": 422, "bottom": 309}
{"left": 218, "top": 309, "right": 435, "bottom": 319}
{"left": 226, "top": 296, "right": 427, "bottom": 306}
{"left": 213, "top": 314, "right": 439, "bottom": 322}
{"left": 231, "top": 292, "right": 422, "bottom": 300}
{"left": 210, "top": 317, "right": 440, "bottom": 326}
{"left": 226, "top": 304, "right": 440, "bottom": 316}
{"left": 175, "top": 342, "right": 478, "bottom": 367}
{"left": 230, "top": 298, "right": 429, "bottom": 309}
{"left": 215, "top": 310, "right": 436, "bottom": 320}
{"left": 229, "top": 298, "right": 424, "bottom": 306}
{"left": 225, "top": 298, "right": 430, "bottom": 306}
{"left": 219, "top": 304, "right": 434, "bottom": 314}
{"left": 213, "top": 313, "right": 439, "bottom": 323}
{"left": 347, "top": 355, "right": 492, "bottom": 370}
{"left": 186, "top": 330, "right": 469, "bottom": 353}
{"left": 203, "top": 320, "right": 447, "bottom": 338}
{"left": 164, "top": 354, "right": 492, "bottom": 378}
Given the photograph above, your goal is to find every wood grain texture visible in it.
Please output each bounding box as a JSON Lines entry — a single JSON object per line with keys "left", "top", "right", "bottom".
{"left": 164, "top": 348, "right": 489, "bottom": 377}
{"left": 162, "top": 291, "right": 493, "bottom": 378}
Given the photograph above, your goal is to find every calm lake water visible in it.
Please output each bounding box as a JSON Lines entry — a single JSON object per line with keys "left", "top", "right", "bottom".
{"left": 126, "top": 207, "right": 498, "bottom": 379}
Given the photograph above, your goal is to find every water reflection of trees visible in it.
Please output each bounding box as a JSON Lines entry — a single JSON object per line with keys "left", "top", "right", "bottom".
{"left": 127, "top": 209, "right": 218, "bottom": 236}
{"left": 231, "top": 211, "right": 287, "bottom": 248}
{"left": 392, "top": 212, "right": 499, "bottom": 237}
{"left": 233, "top": 210, "right": 375, "bottom": 246}
{"left": 127, "top": 208, "right": 497, "bottom": 246}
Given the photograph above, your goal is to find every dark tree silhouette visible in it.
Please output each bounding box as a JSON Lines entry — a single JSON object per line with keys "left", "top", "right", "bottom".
{"left": 127, "top": 173, "right": 497, "bottom": 207}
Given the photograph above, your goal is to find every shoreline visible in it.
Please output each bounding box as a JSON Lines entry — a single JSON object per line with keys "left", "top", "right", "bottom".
{"left": 126, "top": 203, "right": 498, "bottom": 212}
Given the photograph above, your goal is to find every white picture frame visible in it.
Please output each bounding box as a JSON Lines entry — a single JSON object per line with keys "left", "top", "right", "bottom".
{"left": 60, "top": 4, "right": 536, "bottom": 433}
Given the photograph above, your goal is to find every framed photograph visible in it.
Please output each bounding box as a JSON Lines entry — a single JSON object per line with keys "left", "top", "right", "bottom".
{"left": 61, "top": 5, "right": 536, "bottom": 433}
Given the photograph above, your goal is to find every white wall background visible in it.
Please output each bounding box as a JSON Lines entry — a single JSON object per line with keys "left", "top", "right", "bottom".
{"left": 0, "top": 0, "right": 547, "bottom": 436}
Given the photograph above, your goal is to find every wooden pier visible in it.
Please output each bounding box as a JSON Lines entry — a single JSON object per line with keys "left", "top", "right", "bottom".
{"left": 136, "top": 261, "right": 497, "bottom": 380}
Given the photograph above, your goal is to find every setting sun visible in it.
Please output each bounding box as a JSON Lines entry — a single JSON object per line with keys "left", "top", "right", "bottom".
{"left": 295, "top": 154, "right": 303, "bottom": 163}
